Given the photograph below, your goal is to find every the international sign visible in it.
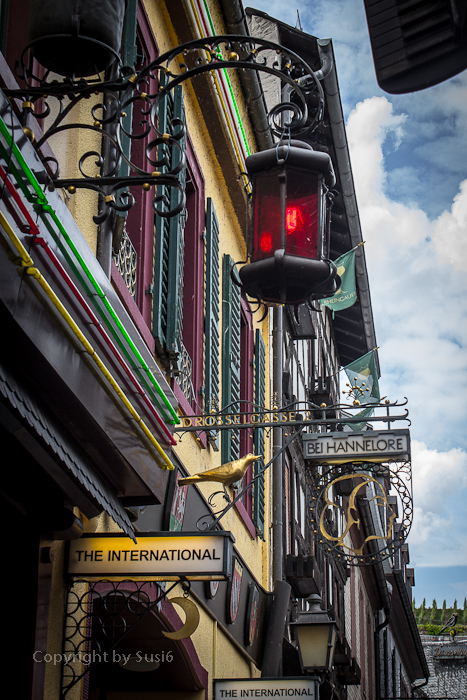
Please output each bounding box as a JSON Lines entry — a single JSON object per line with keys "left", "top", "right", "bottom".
{"left": 213, "top": 677, "right": 318, "bottom": 698}
{"left": 302, "top": 429, "right": 410, "bottom": 463}
{"left": 68, "top": 531, "right": 234, "bottom": 580}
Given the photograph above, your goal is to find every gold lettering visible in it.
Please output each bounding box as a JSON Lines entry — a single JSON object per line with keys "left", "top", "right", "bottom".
{"left": 183, "top": 417, "right": 193, "bottom": 427}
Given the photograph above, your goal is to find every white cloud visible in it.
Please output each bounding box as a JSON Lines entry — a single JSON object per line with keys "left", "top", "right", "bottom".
{"left": 409, "top": 441, "right": 467, "bottom": 565}
{"left": 412, "top": 440, "right": 467, "bottom": 514}
{"left": 433, "top": 180, "right": 467, "bottom": 270}
{"left": 248, "top": 0, "right": 467, "bottom": 569}
{"left": 346, "top": 95, "right": 467, "bottom": 453}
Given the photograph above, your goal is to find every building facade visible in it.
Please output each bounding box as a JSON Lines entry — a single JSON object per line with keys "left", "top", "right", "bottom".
{"left": 0, "top": 1, "right": 428, "bottom": 699}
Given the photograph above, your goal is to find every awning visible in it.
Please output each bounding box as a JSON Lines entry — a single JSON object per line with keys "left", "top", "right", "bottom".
{"left": 0, "top": 358, "right": 136, "bottom": 540}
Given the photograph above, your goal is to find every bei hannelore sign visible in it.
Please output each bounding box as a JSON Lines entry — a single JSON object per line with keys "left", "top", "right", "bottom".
{"left": 302, "top": 429, "right": 411, "bottom": 463}
{"left": 214, "top": 677, "right": 319, "bottom": 698}
{"left": 68, "top": 532, "right": 234, "bottom": 580}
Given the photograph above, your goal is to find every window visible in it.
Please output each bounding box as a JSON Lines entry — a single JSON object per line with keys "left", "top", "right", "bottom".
{"left": 222, "top": 254, "right": 266, "bottom": 536}
{"left": 113, "top": 10, "right": 159, "bottom": 326}
{"left": 153, "top": 137, "right": 205, "bottom": 412}
{"left": 111, "top": 1, "right": 162, "bottom": 340}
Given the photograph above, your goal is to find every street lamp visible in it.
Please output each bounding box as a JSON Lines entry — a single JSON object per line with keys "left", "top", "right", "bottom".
{"left": 238, "top": 141, "right": 341, "bottom": 306}
{"left": 290, "top": 594, "right": 338, "bottom": 673}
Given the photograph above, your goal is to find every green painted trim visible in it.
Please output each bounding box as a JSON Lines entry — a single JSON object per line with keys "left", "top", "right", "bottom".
{"left": 200, "top": 0, "right": 251, "bottom": 158}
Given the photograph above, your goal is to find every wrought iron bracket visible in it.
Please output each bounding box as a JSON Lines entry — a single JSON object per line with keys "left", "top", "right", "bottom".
{"left": 174, "top": 398, "right": 410, "bottom": 437}
{"left": 4, "top": 34, "right": 326, "bottom": 222}
{"left": 196, "top": 427, "right": 304, "bottom": 531}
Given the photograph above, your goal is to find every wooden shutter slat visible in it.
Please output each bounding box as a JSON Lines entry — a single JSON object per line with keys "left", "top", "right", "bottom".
{"left": 253, "top": 328, "right": 266, "bottom": 538}
{"left": 222, "top": 254, "right": 241, "bottom": 464}
{"left": 205, "top": 198, "right": 220, "bottom": 449}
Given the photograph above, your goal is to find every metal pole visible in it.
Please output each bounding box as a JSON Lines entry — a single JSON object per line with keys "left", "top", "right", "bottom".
{"left": 272, "top": 303, "right": 284, "bottom": 583}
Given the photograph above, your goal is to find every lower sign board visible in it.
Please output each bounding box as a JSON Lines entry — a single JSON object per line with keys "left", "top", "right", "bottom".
{"left": 213, "top": 677, "right": 319, "bottom": 698}
{"left": 67, "top": 531, "right": 234, "bottom": 580}
{"left": 302, "top": 429, "right": 410, "bottom": 463}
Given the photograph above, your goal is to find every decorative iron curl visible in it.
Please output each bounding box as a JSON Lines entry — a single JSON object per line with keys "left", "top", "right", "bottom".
{"left": 61, "top": 579, "right": 179, "bottom": 699}
{"left": 5, "top": 34, "right": 325, "bottom": 223}
{"left": 132, "top": 34, "right": 325, "bottom": 140}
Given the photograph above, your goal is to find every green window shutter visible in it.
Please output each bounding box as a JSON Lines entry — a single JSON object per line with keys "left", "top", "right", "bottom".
{"left": 121, "top": 0, "right": 138, "bottom": 70}
{"left": 153, "top": 82, "right": 186, "bottom": 359}
{"left": 222, "top": 254, "right": 241, "bottom": 464}
{"left": 253, "top": 328, "right": 266, "bottom": 538}
{"left": 205, "top": 198, "right": 220, "bottom": 450}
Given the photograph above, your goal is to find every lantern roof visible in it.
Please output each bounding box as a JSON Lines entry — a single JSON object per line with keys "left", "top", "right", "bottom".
{"left": 246, "top": 142, "right": 336, "bottom": 190}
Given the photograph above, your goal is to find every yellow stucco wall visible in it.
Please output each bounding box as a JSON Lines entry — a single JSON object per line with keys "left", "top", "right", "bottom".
{"left": 141, "top": 0, "right": 272, "bottom": 589}
{"left": 41, "top": 3, "right": 272, "bottom": 698}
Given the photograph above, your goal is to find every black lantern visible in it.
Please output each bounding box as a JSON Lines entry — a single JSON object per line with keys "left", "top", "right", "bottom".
{"left": 290, "top": 594, "right": 338, "bottom": 673}
{"left": 27, "top": 0, "right": 126, "bottom": 78}
{"left": 239, "top": 141, "right": 340, "bottom": 306}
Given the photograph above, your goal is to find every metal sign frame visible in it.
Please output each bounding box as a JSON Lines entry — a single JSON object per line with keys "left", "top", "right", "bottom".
{"left": 175, "top": 399, "right": 409, "bottom": 434}
{"left": 67, "top": 531, "right": 234, "bottom": 580}
{"left": 213, "top": 677, "right": 320, "bottom": 699}
{"left": 302, "top": 428, "right": 411, "bottom": 463}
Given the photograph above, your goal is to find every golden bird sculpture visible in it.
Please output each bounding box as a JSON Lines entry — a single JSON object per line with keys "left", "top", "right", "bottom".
{"left": 178, "top": 453, "right": 262, "bottom": 502}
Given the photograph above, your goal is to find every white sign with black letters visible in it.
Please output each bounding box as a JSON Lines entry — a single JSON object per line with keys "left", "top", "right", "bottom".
{"left": 213, "top": 677, "right": 318, "bottom": 699}
{"left": 302, "top": 429, "right": 410, "bottom": 463}
{"left": 68, "top": 531, "right": 234, "bottom": 580}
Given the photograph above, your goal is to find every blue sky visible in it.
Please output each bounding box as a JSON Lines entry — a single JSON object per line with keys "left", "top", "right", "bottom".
{"left": 247, "top": 0, "right": 467, "bottom": 605}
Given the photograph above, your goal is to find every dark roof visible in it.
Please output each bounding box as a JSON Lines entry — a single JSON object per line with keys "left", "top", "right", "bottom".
{"left": 246, "top": 8, "right": 378, "bottom": 369}
{"left": 388, "top": 569, "right": 430, "bottom": 683}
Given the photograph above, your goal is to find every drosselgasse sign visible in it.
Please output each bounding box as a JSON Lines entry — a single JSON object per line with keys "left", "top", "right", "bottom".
{"left": 302, "top": 429, "right": 410, "bottom": 463}
{"left": 68, "top": 532, "right": 234, "bottom": 580}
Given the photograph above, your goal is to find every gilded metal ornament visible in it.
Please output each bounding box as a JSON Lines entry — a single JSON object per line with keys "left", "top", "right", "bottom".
{"left": 308, "top": 460, "right": 413, "bottom": 566}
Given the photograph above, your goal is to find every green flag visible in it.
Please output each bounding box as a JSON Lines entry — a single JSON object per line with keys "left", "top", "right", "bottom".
{"left": 343, "top": 349, "right": 380, "bottom": 431}
{"left": 321, "top": 248, "right": 357, "bottom": 312}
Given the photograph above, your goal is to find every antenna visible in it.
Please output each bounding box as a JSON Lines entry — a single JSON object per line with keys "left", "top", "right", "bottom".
{"left": 296, "top": 10, "right": 303, "bottom": 31}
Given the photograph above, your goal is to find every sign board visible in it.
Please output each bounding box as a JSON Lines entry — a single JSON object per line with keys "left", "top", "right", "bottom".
{"left": 213, "top": 677, "right": 318, "bottom": 699}
{"left": 302, "top": 429, "right": 410, "bottom": 463}
{"left": 433, "top": 645, "right": 467, "bottom": 662}
{"left": 67, "top": 532, "right": 234, "bottom": 580}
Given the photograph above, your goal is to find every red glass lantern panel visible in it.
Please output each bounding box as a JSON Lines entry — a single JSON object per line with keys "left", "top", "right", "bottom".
{"left": 252, "top": 169, "right": 281, "bottom": 261}
{"left": 285, "top": 170, "right": 319, "bottom": 258}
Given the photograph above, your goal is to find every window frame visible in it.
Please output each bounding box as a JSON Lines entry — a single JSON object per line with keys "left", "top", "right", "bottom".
{"left": 171, "top": 136, "right": 206, "bottom": 428}
{"left": 110, "top": 0, "right": 158, "bottom": 341}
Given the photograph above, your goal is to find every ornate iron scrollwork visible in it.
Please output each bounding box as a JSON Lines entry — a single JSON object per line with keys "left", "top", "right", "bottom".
{"left": 60, "top": 578, "right": 179, "bottom": 698}
{"left": 5, "top": 34, "right": 325, "bottom": 222}
{"left": 309, "top": 460, "right": 413, "bottom": 566}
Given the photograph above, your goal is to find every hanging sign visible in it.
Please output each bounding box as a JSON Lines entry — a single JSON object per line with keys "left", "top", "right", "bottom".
{"left": 213, "top": 677, "right": 319, "bottom": 698}
{"left": 302, "top": 429, "right": 410, "bottom": 463}
{"left": 309, "top": 461, "right": 413, "bottom": 566}
{"left": 227, "top": 558, "right": 243, "bottom": 624}
{"left": 433, "top": 645, "right": 467, "bottom": 661}
{"left": 67, "top": 531, "right": 234, "bottom": 580}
